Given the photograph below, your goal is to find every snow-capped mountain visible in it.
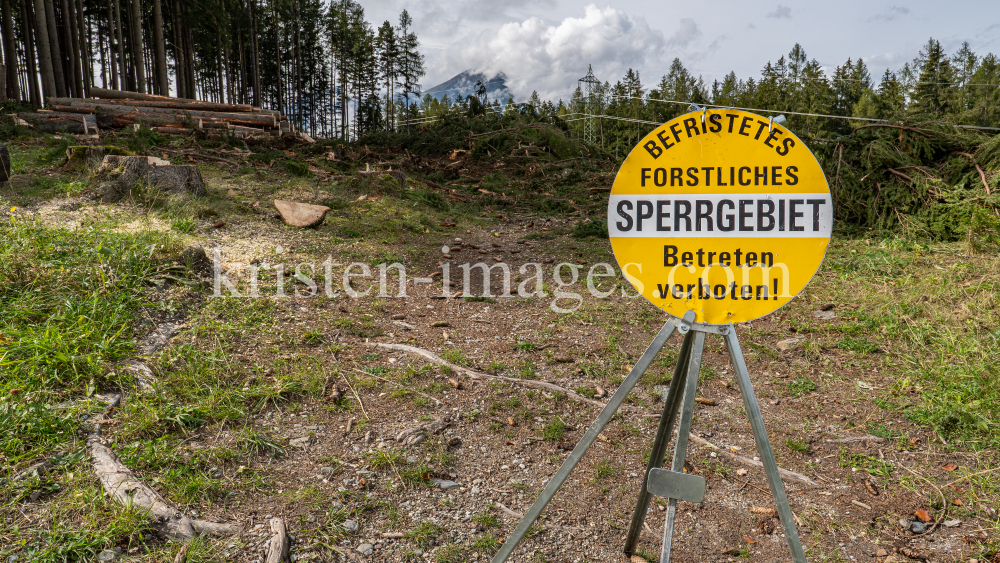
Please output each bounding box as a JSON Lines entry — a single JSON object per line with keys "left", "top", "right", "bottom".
{"left": 423, "top": 70, "right": 515, "bottom": 103}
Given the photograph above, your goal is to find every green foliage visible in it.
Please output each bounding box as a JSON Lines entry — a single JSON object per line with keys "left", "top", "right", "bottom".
{"left": 571, "top": 219, "right": 608, "bottom": 239}
{"left": 839, "top": 337, "right": 881, "bottom": 354}
{"left": 839, "top": 449, "right": 895, "bottom": 477}
{"left": 787, "top": 377, "right": 818, "bottom": 397}
{"left": 542, "top": 418, "right": 567, "bottom": 441}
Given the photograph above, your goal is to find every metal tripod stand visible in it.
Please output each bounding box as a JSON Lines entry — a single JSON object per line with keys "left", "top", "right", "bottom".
{"left": 490, "top": 311, "right": 807, "bottom": 563}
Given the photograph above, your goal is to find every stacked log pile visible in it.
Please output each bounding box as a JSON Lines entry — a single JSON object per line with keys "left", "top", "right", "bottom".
{"left": 18, "top": 88, "right": 296, "bottom": 138}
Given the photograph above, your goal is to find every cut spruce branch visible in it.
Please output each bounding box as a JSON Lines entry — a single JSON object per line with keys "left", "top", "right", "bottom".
{"left": 368, "top": 342, "right": 818, "bottom": 486}
{"left": 887, "top": 168, "right": 915, "bottom": 183}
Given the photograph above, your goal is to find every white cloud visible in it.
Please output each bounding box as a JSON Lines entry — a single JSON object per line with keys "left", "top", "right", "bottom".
{"left": 443, "top": 5, "right": 665, "bottom": 100}
{"left": 667, "top": 18, "right": 702, "bottom": 50}
{"left": 766, "top": 5, "right": 792, "bottom": 19}
{"left": 869, "top": 6, "right": 909, "bottom": 22}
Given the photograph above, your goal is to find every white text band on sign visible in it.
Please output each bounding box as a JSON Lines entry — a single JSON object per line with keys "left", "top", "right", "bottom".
{"left": 608, "top": 194, "right": 832, "bottom": 238}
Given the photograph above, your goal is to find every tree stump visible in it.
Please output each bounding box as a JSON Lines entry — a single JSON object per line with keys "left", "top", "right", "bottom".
{"left": 95, "top": 155, "right": 207, "bottom": 201}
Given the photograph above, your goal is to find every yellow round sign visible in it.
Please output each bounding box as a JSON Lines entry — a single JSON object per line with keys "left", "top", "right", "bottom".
{"left": 607, "top": 109, "right": 832, "bottom": 325}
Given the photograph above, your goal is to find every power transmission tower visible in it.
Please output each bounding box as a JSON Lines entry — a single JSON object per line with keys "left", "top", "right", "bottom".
{"left": 578, "top": 65, "right": 600, "bottom": 144}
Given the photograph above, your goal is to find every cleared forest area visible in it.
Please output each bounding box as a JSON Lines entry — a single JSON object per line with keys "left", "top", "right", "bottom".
{"left": 2, "top": 5, "right": 1000, "bottom": 561}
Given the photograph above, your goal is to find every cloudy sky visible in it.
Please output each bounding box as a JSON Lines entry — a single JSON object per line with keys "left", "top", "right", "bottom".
{"left": 361, "top": 0, "right": 999, "bottom": 102}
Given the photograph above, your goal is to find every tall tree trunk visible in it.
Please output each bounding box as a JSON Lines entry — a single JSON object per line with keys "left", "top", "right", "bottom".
{"left": 183, "top": 16, "right": 194, "bottom": 98}
{"left": 63, "top": 0, "right": 80, "bottom": 96}
{"left": 120, "top": 0, "right": 134, "bottom": 90}
{"left": 77, "top": 0, "right": 89, "bottom": 95}
{"left": 170, "top": 0, "right": 184, "bottom": 98}
{"left": 113, "top": 0, "right": 124, "bottom": 89}
{"left": 214, "top": 21, "right": 223, "bottom": 103}
{"left": 250, "top": 0, "right": 260, "bottom": 106}
{"left": 106, "top": 0, "right": 117, "bottom": 88}
{"left": 98, "top": 18, "right": 107, "bottom": 88}
{"left": 0, "top": 0, "right": 20, "bottom": 101}
{"left": 31, "top": 0, "right": 57, "bottom": 101}
{"left": 151, "top": 0, "right": 166, "bottom": 95}
{"left": 273, "top": 2, "right": 281, "bottom": 114}
{"left": 43, "top": 0, "right": 66, "bottom": 96}
{"left": 128, "top": 0, "right": 144, "bottom": 92}
{"left": 21, "top": 0, "right": 40, "bottom": 104}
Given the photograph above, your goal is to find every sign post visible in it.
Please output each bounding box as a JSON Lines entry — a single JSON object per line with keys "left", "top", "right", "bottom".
{"left": 492, "top": 109, "right": 830, "bottom": 563}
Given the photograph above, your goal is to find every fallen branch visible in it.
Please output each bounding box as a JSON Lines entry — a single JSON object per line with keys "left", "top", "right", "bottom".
{"left": 87, "top": 351, "right": 239, "bottom": 539}
{"left": 372, "top": 342, "right": 817, "bottom": 486}
{"left": 349, "top": 366, "right": 442, "bottom": 406}
{"left": 88, "top": 435, "right": 240, "bottom": 538}
{"left": 173, "top": 545, "right": 189, "bottom": 563}
{"left": 343, "top": 375, "right": 370, "bottom": 420}
{"left": 687, "top": 433, "right": 819, "bottom": 487}
{"left": 365, "top": 342, "right": 609, "bottom": 409}
{"left": 265, "top": 517, "right": 290, "bottom": 563}
{"left": 825, "top": 435, "right": 886, "bottom": 444}
{"left": 157, "top": 148, "right": 239, "bottom": 167}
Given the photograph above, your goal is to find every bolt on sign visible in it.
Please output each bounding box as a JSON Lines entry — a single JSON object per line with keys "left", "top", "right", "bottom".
{"left": 608, "top": 109, "right": 832, "bottom": 325}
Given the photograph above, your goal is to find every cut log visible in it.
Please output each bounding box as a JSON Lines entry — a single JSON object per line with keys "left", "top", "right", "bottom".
{"left": 95, "top": 155, "right": 207, "bottom": 201}
{"left": 49, "top": 102, "right": 277, "bottom": 129}
{"left": 49, "top": 105, "right": 202, "bottom": 129}
{"left": 17, "top": 112, "right": 88, "bottom": 133}
{"left": 48, "top": 96, "right": 256, "bottom": 114}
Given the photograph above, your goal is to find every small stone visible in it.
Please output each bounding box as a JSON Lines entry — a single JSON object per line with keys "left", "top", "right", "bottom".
{"left": 97, "top": 550, "right": 118, "bottom": 562}
{"left": 8, "top": 555, "right": 18, "bottom": 563}
{"left": 357, "top": 543, "right": 374, "bottom": 556}
{"left": 777, "top": 337, "right": 806, "bottom": 351}
{"left": 910, "top": 521, "right": 927, "bottom": 534}
{"left": 414, "top": 550, "right": 423, "bottom": 557}
{"left": 736, "top": 468, "right": 748, "bottom": 476}
{"left": 812, "top": 310, "right": 836, "bottom": 320}
{"left": 431, "top": 479, "right": 459, "bottom": 490}
{"left": 943, "top": 519, "right": 962, "bottom": 528}
{"left": 392, "top": 314, "right": 406, "bottom": 320}
{"left": 344, "top": 520, "right": 359, "bottom": 533}
{"left": 554, "top": 354, "right": 574, "bottom": 363}
{"left": 653, "top": 385, "right": 670, "bottom": 402}
{"left": 431, "top": 321, "right": 450, "bottom": 327}
{"left": 876, "top": 549, "right": 888, "bottom": 557}
{"left": 274, "top": 200, "right": 331, "bottom": 228}
{"left": 470, "top": 486, "right": 481, "bottom": 494}
{"left": 331, "top": 501, "right": 344, "bottom": 510}
{"left": 321, "top": 467, "right": 336, "bottom": 474}
{"left": 899, "top": 519, "right": 909, "bottom": 529}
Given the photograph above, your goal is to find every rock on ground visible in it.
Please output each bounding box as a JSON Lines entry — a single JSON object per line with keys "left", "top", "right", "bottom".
{"left": 274, "top": 200, "right": 330, "bottom": 228}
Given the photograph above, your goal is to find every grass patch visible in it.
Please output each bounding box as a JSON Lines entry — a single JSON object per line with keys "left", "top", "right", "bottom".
{"left": 542, "top": 418, "right": 567, "bottom": 441}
